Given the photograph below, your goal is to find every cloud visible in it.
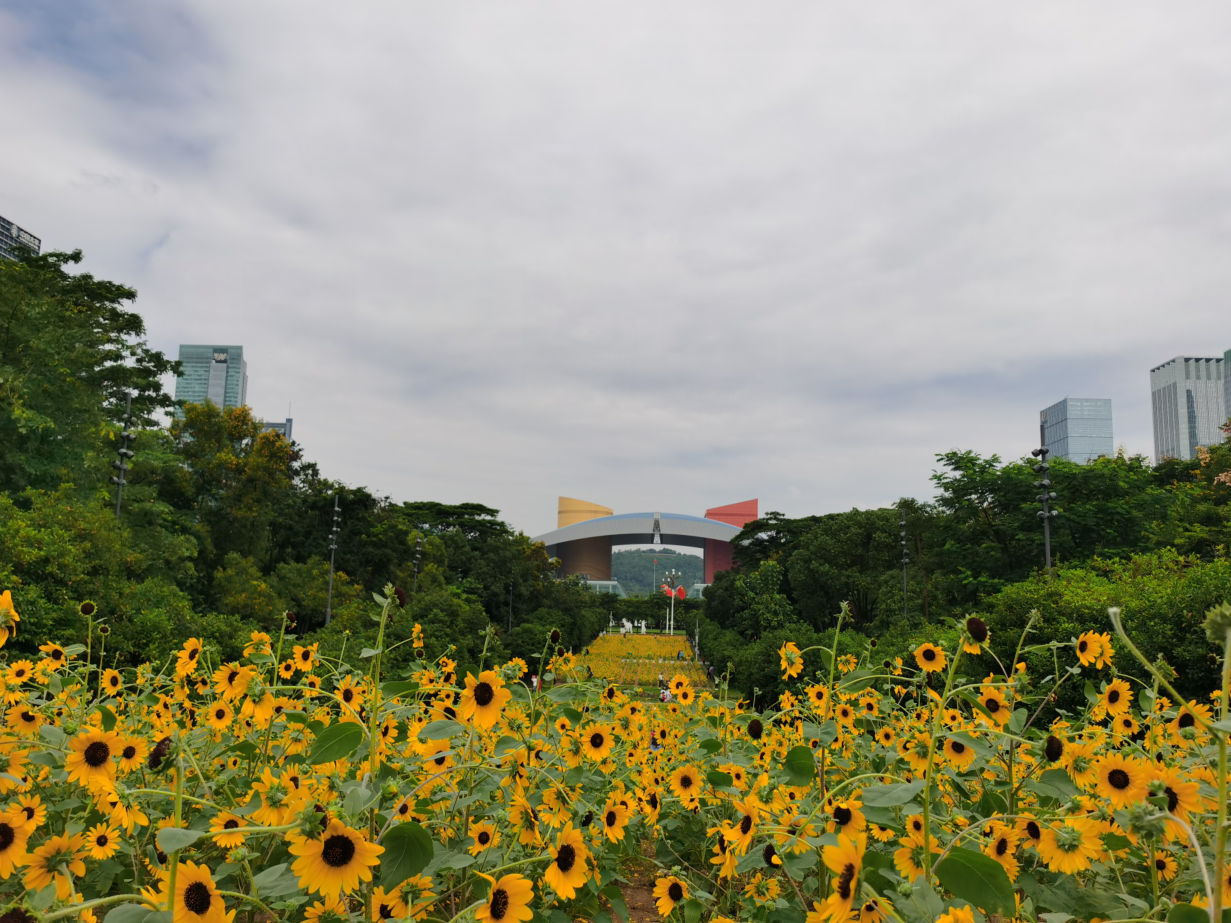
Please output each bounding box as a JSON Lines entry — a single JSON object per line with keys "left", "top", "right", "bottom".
{"left": 3, "top": 1, "right": 1230, "bottom": 535}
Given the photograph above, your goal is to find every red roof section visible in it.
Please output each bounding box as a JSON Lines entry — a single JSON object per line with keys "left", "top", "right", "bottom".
{"left": 704, "top": 499, "right": 758, "bottom": 529}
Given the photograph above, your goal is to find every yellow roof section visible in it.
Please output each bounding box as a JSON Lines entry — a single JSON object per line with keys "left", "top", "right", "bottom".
{"left": 558, "top": 496, "right": 613, "bottom": 529}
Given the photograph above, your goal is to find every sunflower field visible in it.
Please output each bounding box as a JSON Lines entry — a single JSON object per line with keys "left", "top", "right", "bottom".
{"left": 4, "top": 584, "right": 1231, "bottom": 923}
{"left": 578, "top": 636, "right": 707, "bottom": 689}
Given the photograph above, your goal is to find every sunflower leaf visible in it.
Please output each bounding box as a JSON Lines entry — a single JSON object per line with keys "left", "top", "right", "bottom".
{"left": 862, "top": 780, "right": 926, "bottom": 807}
{"left": 380, "top": 822, "right": 434, "bottom": 888}
{"left": 935, "top": 846, "right": 1015, "bottom": 915}
{"left": 252, "top": 863, "right": 301, "bottom": 898}
{"left": 782, "top": 745, "right": 816, "bottom": 785}
{"left": 1166, "top": 904, "right": 1210, "bottom": 923}
{"left": 156, "top": 826, "right": 204, "bottom": 854}
{"left": 706, "top": 770, "right": 733, "bottom": 788}
{"left": 308, "top": 721, "right": 365, "bottom": 765}
{"left": 420, "top": 720, "right": 462, "bottom": 739}
{"left": 102, "top": 904, "right": 155, "bottom": 923}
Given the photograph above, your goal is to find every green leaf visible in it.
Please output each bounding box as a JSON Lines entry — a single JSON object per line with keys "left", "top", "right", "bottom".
{"left": 862, "top": 780, "right": 926, "bottom": 807}
{"left": 948, "top": 731, "right": 991, "bottom": 757}
{"left": 420, "top": 720, "right": 462, "bottom": 740}
{"left": 381, "top": 823, "right": 434, "bottom": 889}
{"left": 38, "top": 724, "right": 66, "bottom": 746}
{"left": 782, "top": 745, "right": 816, "bottom": 785}
{"left": 683, "top": 899, "right": 703, "bottom": 923}
{"left": 801, "top": 721, "right": 838, "bottom": 746}
{"left": 698, "top": 738, "right": 723, "bottom": 754}
{"left": 706, "top": 770, "right": 734, "bottom": 788}
{"left": 935, "top": 847, "right": 1015, "bottom": 915}
{"left": 546, "top": 685, "right": 576, "bottom": 702}
{"left": 251, "top": 863, "right": 302, "bottom": 898}
{"left": 308, "top": 722, "right": 365, "bottom": 765}
{"left": 96, "top": 705, "right": 118, "bottom": 733}
{"left": 103, "top": 904, "right": 154, "bottom": 923}
{"left": 383, "top": 680, "right": 420, "bottom": 699}
{"left": 360, "top": 648, "right": 380, "bottom": 659}
{"left": 1167, "top": 905, "right": 1210, "bottom": 923}
{"left": 157, "top": 827, "right": 204, "bottom": 854}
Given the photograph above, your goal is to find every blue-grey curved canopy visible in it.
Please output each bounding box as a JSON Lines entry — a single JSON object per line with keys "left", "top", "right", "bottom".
{"left": 532, "top": 511, "right": 741, "bottom": 556}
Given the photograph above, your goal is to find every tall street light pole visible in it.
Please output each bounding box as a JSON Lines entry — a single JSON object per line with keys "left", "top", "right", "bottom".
{"left": 325, "top": 494, "right": 341, "bottom": 624}
{"left": 900, "top": 507, "right": 909, "bottom": 619}
{"left": 1032, "top": 423, "right": 1059, "bottom": 577}
{"left": 110, "top": 393, "right": 135, "bottom": 519}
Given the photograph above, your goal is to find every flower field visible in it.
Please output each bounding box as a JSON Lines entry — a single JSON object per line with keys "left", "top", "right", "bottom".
{"left": 2, "top": 586, "right": 1231, "bottom": 923}
{"left": 579, "top": 635, "right": 708, "bottom": 689}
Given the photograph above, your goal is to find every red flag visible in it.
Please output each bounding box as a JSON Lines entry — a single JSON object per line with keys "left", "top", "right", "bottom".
{"left": 675, "top": 586, "right": 686, "bottom": 599}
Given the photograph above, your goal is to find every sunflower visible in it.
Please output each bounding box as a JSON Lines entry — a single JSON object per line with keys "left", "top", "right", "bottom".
{"left": 601, "top": 798, "right": 630, "bottom": 843}
{"left": 1152, "top": 764, "right": 1201, "bottom": 827}
{"left": 0, "top": 590, "right": 20, "bottom": 649}
{"left": 294, "top": 643, "right": 319, "bottom": 671}
{"left": 210, "top": 812, "right": 247, "bottom": 849}
{"left": 670, "top": 765, "right": 701, "bottom": 804}
{"left": 1113, "top": 713, "right": 1140, "bottom": 737}
{"left": 476, "top": 872, "right": 534, "bottom": 923}
{"left": 303, "top": 897, "right": 349, "bottom": 923}
{"left": 369, "top": 886, "right": 407, "bottom": 921}
{"left": 857, "top": 898, "right": 891, "bottom": 923}
{"left": 726, "top": 801, "right": 759, "bottom": 852}
{"left": 981, "top": 823, "right": 1019, "bottom": 881}
{"left": 1094, "top": 753, "right": 1146, "bottom": 808}
{"left": 544, "top": 823, "right": 590, "bottom": 899}
{"left": 7, "top": 793, "right": 45, "bottom": 831}
{"left": 582, "top": 724, "right": 614, "bottom": 762}
{"left": 279, "top": 660, "right": 297, "bottom": 680}
{"left": 653, "top": 876, "right": 689, "bottom": 917}
{"left": 1075, "top": 631, "right": 1103, "bottom": 667}
{"left": 943, "top": 737, "right": 978, "bottom": 771}
{"left": 335, "top": 675, "right": 366, "bottom": 711}
{"left": 24, "top": 832, "right": 86, "bottom": 899}
{"left": 913, "top": 643, "right": 946, "bottom": 673}
{"left": 1036, "top": 817, "right": 1100, "bottom": 874}
{"left": 936, "top": 908, "right": 975, "bottom": 923}
{"left": 65, "top": 728, "right": 120, "bottom": 792}
{"left": 206, "top": 701, "right": 234, "bottom": 731}
{"left": 116, "top": 737, "right": 148, "bottom": 773}
{"left": 779, "top": 642, "right": 804, "bottom": 679}
{"left": 0, "top": 816, "right": 31, "bottom": 879}
{"left": 815, "top": 831, "right": 866, "bottom": 922}
{"left": 876, "top": 727, "right": 897, "bottom": 748}
{"left": 101, "top": 669, "right": 124, "bottom": 696}
{"left": 288, "top": 819, "right": 383, "bottom": 898}
{"left": 468, "top": 821, "right": 500, "bottom": 856}
{"left": 1100, "top": 679, "right": 1132, "bottom": 716}
{"left": 39, "top": 642, "right": 67, "bottom": 668}
{"left": 175, "top": 639, "right": 204, "bottom": 678}
{"left": 164, "top": 860, "right": 227, "bottom": 923}
{"left": 977, "top": 687, "right": 1011, "bottom": 727}
{"left": 81, "top": 822, "right": 120, "bottom": 860}
{"left": 963, "top": 616, "right": 990, "bottom": 654}
{"left": 212, "top": 663, "right": 252, "bottom": 701}
{"left": 458, "top": 671, "right": 512, "bottom": 730}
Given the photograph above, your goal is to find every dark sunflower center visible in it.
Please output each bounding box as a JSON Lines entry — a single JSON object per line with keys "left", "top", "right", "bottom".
{"left": 342, "top": 689, "right": 354, "bottom": 703}
{"left": 1108, "top": 689, "right": 1120, "bottom": 704}
{"left": 556, "top": 843, "right": 577, "bottom": 872}
{"left": 478, "top": 830, "right": 491, "bottom": 844}
{"left": 215, "top": 709, "right": 226, "bottom": 720}
{"left": 985, "top": 699, "right": 1000, "bottom": 713}
{"left": 0, "top": 823, "right": 13, "bottom": 850}
{"left": 95, "top": 832, "right": 109, "bottom": 847}
{"left": 321, "top": 834, "right": 356, "bottom": 867}
{"left": 922, "top": 648, "right": 936, "bottom": 661}
{"left": 301, "top": 651, "right": 311, "bottom": 661}
{"left": 740, "top": 814, "right": 754, "bottom": 834}
{"left": 84, "top": 741, "right": 111, "bottom": 767}
{"left": 763, "top": 843, "right": 778, "bottom": 866}
{"left": 951, "top": 741, "right": 966, "bottom": 755}
{"left": 223, "top": 819, "right": 239, "bottom": 830}
{"left": 1026, "top": 821, "right": 1041, "bottom": 839}
{"left": 23, "top": 806, "right": 34, "bottom": 820}
{"left": 183, "top": 881, "right": 212, "bottom": 915}
{"left": 1078, "top": 640, "right": 1089, "bottom": 653}
{"left": 833, "top": 806, "right": 852, "bottom": 826}
{"left": 52, "top": 650, "right": 63, "bottom": 660}
{"left": 837, "top": 863, "right": 856, "bottom": 899}
{"left": 226, "top": 671, "right": 239, "bottom": 684}
{"left": 1166, "top": 786, "right": 1179, "bottom": 813}
{"left": 489, "top": 888, "right": 510, "bottom": 920}
{"left": 648, "top": 793, "right": 658, "bottom": 810}
{"left": 590, "top": 733, "right": 604, "bottom": 749}
{"left": 20, "top": 712, "right": 34, "bottom": 723}
{"left": 1157, "top": 858, "right": 1168, "bottom": 871}
{"left": 995, "top": 837, "right": 1008, "bottom": 856}
{"left": 188, "top": 649, "right": 199, "bottom": 660}
{"left": 379, "top": 904, "right": 394, "bottom": 919}
{"left": 1108, "top": 768, "right": 1131, "bottom": 789}
{"left": 678, "top": 774, "right": 693, "bottom": 790}
{"left": 668, "top": 883, "right": 683, "bottom": 902}
{"left": 1044, "top": 736, "right": 1064, "bottom": 762}
{"left": 748, "top": 719, "right": 763, "bottom": 740}
{"left": 605, "top": 811, "right": 617, "bottom": 827}
{"left": 1179, "top": 713, "right": 1196, "bottom": 729}
{"left": 474, "top": 682, "right": 495, "bottom": 707}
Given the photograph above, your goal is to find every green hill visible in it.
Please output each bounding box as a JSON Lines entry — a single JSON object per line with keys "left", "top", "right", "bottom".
{"left": 611, "top": 547, "right": 704, "bottom": 596}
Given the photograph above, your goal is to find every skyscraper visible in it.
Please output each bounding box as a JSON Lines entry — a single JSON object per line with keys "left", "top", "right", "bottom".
{"left": 1150, "top": 355, "right": 1226, "bottom": 461}
{"left": 0, "top": 214, "right": 41, "bottom": 261}
{"left": 1040, "top": 398, "right": 1113, "bottom": 463}
{"left": 174, "top": 345, "right": 248, "bottom": 409}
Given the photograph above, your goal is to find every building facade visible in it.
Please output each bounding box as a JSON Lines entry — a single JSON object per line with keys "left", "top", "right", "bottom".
{"left": 1040, "top": 398, "right": 1113, "bottom": 464}
{"left": 261, "top": 419, "right": 294, "bottom": 441}
{"left": 175, "top": 345, "right": 248, "bottom": 409}
{"left": 0, "top": 215, "right": 41, "bottom": 261}
{"left": 1150, "top": 356, "right": 1226, "bottom": 461}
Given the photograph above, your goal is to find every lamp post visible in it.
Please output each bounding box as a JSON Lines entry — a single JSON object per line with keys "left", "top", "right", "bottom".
{"left": 661, "top": 568, "right": 680, "bottom": 635}
{"left": 325, "top": 494, "right": 341, "bottom": 625}
{"left": 899, "top": 506, "right": 909, "bottom": 619}
{"left": 1031, "top": 424, "right": 1059, "bottom": 577}
{"left": 109, "top": 393, "right": 135, "bottom": 519}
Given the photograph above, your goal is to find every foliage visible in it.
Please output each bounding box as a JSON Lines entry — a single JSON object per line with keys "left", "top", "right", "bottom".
{"left": 610, "top": 548, "right": 704, "bottom": 597}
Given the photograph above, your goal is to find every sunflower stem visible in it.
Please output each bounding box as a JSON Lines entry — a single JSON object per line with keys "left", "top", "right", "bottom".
{"left": 218, "top": 889, "right": 279, "bottom": 919}
{"left": 922, "top": 639, "right": 962, "bottom": 883}
{"left": 1213, "top": 625, "right": 1231, "bottom": 923}
{"left": 40, "top": 893, "right": 163, "bottom": 922}
{"left": 165, "top": 752, "right": 185, "bottom": 912}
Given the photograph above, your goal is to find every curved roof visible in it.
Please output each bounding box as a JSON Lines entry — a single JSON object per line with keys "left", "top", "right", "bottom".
{"left": 532, "top": 511, "right": 742, "bottom": 551}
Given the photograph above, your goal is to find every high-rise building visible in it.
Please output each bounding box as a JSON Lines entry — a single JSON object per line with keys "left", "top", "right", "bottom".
{"left": 174, "top": 345, "right": 248, "bottom": 409}
{"left": 261, "top": 419, "right": 294, "bottom": 441}
{"left": 1040, "top": 398, "right": 1113, "bottom": 464}
{"left": 1150, "top": 356, "right": 1226, "bottom": 461}
{"left": 0, "top": 214, "right": 41, "bottom": 261}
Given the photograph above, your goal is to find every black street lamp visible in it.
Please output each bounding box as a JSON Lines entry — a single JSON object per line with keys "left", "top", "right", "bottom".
{"left": 1032, "top": 426, "right": 1059, "bottom": 577}
{"left": 110, "top": 393, "right": 135, "bottom": 519}
{"left": 900, "top": 507, "right": 909, "bottom": 619}
{"left": 325, "top": 494, "right": 341, "bottom": 624}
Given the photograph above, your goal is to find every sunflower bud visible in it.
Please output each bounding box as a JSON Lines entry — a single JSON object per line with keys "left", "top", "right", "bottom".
{"left": 1117, "top": 802, "right": 1169, "bottom": 839}
{"left": 1044, "top": 736, "right": 1064, "bottom": 762}
{"left": 965, "top": 617, "right": 988, "bottom": 644}
{"left": 550, "top": 629, "right": 561, "bottom": 644}
{"left": 1204, "top": 601, "right": 1231, "bottom": 646}
{"left": 147, "top": 736, "right": 174, "bottom": 772}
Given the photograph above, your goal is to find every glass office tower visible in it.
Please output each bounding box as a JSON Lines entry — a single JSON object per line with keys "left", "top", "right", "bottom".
{"left": 175, "top": 345, "right": 248, "bottom": 409}
{"left": 0, "top": 214, "right": 41, "bottom": 261}
{"left": 1041, "top": 398, "right": 1113, "bottom": 463}
{"left": 1150, "top": 356, "right": 1226, "bottom": 461}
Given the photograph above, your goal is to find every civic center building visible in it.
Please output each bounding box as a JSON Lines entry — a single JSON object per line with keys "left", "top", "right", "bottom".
{"left": 532, "top": 497, "right": 758, "bottom": 597}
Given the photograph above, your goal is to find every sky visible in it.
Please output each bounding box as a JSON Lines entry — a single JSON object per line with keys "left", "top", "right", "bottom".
{"left": 3, "top": 2, "right": 1230, "bottom": 538}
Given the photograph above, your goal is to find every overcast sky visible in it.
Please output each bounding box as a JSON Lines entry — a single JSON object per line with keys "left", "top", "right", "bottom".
{"left": 3, "top": 2, "right": 1230, "bottom": 537}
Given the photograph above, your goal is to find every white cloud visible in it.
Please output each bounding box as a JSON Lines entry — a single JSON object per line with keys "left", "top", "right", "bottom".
{"left": 3, "top": 1, "right": 1230, "bottom": 535}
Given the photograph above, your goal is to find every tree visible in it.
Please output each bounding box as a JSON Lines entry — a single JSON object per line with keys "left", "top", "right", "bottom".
{"left": 788, "top": 507, "right": 900, "bottom": 629}
{"left": 0, "top": 250, "right": 176, "bottom": 493}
